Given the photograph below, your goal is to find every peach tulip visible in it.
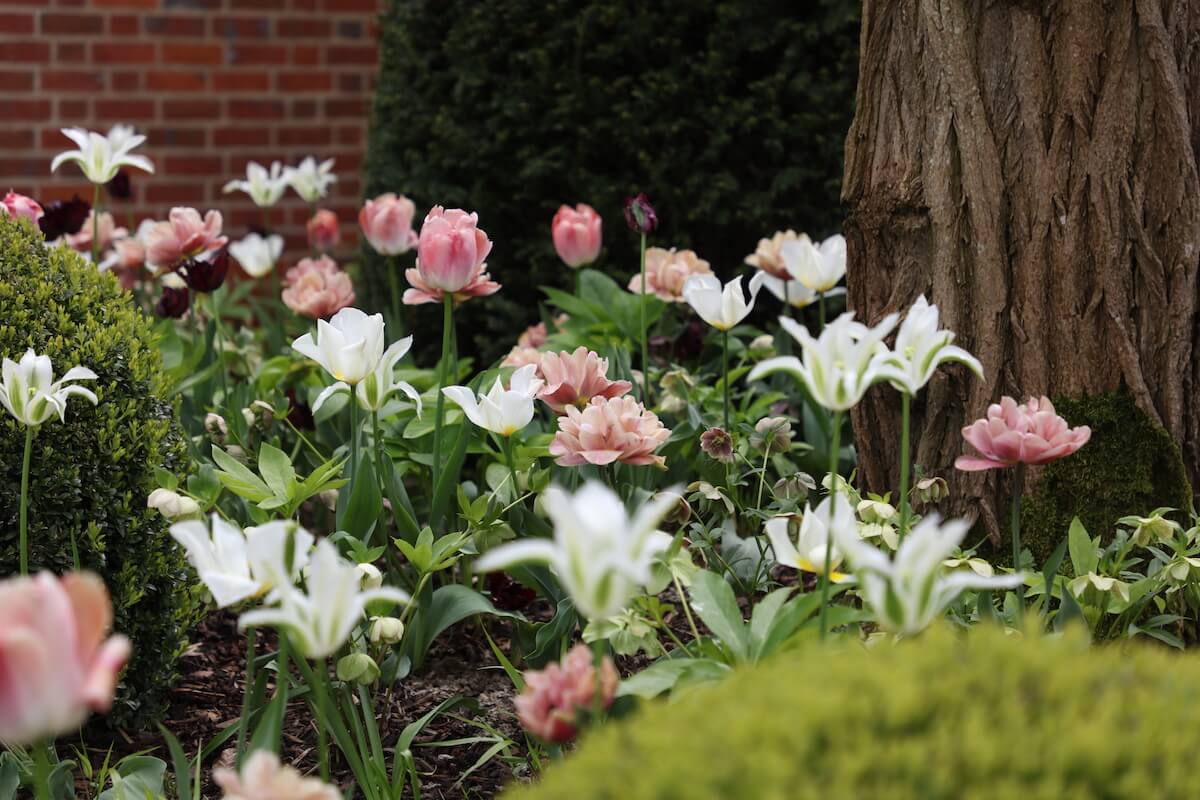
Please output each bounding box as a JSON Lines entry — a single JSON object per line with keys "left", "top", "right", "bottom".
{"left": 65, "top": 210, "right": 126, "bottom": 254}
{"left": 518, "top": 322, "right": 548, "bottom": 349}
{"left": 0, "top": 572, "right": 130, "bottom": 745}
{"left": 145, "top": 207, "right": 226, "bottom": 271}
{"left": 627, "top": 247, "right": 712, "bottom": 302}
{"left": 414, "top": 206, "right": 492, "bottom": 292}
{"left": 744, "top": 230, "right": 803, "bottom": 279}
{"left": 502, "top": 346, "right": 543, "bottom": 368}
{"left": 515, "top": 644, "right": 618, "bottom": 744}
{"left": 214, "top": 750, "right": 340, "bottom": 800}
{"left": 282, "top": 255, "right": 355, "bottom": 319}
{"left": 538, "top": 347, "right": 632, "bottom": 413}
{"left": 306, "top": 208, "right": 340, "bottom": 252}
{"left": 550, "top": 395, "right": 669, "bottom": 467}
{"left": 1, "top": 191, "right": 43, "bottom": 225}
{"left": 551, "top": 203, "right": 602, "bottom": 268}
{"left": 956, "top": 395, "right": 1091, "bottom": 471}
{"left": 359, "top": 193, "right": 419, "bottom": 256}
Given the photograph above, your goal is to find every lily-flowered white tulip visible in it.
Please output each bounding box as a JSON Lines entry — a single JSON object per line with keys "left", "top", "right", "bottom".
{"left": 223, "top": 161, "right": 289, "bottom": 207}
{"left": 229, "top": 233, "right": 284, "bottom": 279}
{"left": 475, "top": 482, "right": 678, "bottom": 620}
{"left": 284, "top": 156, "right": 337, "bottom": 203}
{"left": 780, "top": 233, "right": 846, "bottom": 293}
{"left": 757, "top": 273, "right": 848, "bottom": 310}
{"left": 0, "top": 350, "right": 97, "bottom": 427}
{"left": 169, "top": 516, "right": 312, "bottom": 608}
{"left": 831, "top": 513, "right": 1022, "bottom": 636}
{"left": 764, "top": 493, "right": 855, "bottom": 582}
{"left": 312, "top": 333, "right": 422, "bottom": 416}
{"left": 292, "top": 308, "right": 386, "bottom": 387}
{"left": 748, "top": 312, "right": 898, "bottom": 412}
{"left": 50, "top": 126, "right": 154, "bottom": 184}
{"left": 443, "top": 363, "right": 544, "bottom": 437}
{"left": 681, "top": 272, "right": 766, "bottom": 331}
{"left": 877, "top": 295, "right": 983, "bottom": 395}
{"left": 239, "top": 539, "right": 410, "bottom": 659}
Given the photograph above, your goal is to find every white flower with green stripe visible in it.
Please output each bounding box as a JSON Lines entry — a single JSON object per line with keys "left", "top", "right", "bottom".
{"left": 50, "top": 125, "right": 154, "bottom": 184}
{"left": 877, "top": 295, "right": 983, "bottom": 395}
{"left": 0, "top": 349, "right": 97, "bottom": 427}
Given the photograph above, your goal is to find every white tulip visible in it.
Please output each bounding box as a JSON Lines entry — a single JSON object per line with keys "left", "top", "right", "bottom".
{"left": 765, "top": 493, "right": 855, "bottom": 581}
{"left": 442, "top": 363, "right": 543, "bottom": 437}
{"left": 0, "top": 349, "right": 97, "bottom": 427}
{"left": 311, "top": 334, "right": 422, "bottom": 416}
{"left": 878, "top": 295, "right": 983, "bottom": 395}
{"left": 681, "top": 272, "right": 766, "bottom": 331}
{"left": 292, "top": 308, "right": 386, "bottom": 386}
{"left": 239, "top": 539, "right": 410, "bottom": 659}
{"left": 748, "top": 312, "right": 898, "bottom": 412}
{"left": 243, "top": 520, "right": 314, "bottom": 602}
{"left": 50, "top": 126, "right": 154, "bottom": 184}
{"left": 169, "top": 516, "right": 312, "bottom": 608}
{"left": 830, "top": 513, "right": 1022, "bottom": 636}
{"left": 284, "top": 156, "right": 337, "bottom": 203}
{"left": 147, "top": 488, "right": 201, "bottom": 521}
{"left": 228, "top": 233, "right": 284, "bottom": 279}
{"left": 475, "top": 482, "right": 678, "bottom": 620}
{"left": 780, "top": 233, "right": 846, "bottom": 293}
{"left": 757, "top": 273, "right": 847, "bottom": 309}
{"left": 222, "top": 161, "right": 288, "bottom": 207}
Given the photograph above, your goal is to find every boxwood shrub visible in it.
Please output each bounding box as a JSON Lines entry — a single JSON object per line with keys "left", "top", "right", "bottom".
{"left": 512, "top": 626, "right": 1200, "bottom": 798}
{"left": 0, "top": 215, "right": 200, "bottom": 727}
{"left": 364, "top": 0, "right": 860, "bottom": 363}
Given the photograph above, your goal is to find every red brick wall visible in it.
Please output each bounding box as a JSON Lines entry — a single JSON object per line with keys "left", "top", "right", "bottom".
{"left": 0, "top": 0, "right": 380, "bottom": 257}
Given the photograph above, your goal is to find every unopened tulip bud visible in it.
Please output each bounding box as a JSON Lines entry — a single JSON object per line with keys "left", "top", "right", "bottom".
{"left": 749, "top": 335, "right": 775, "bottom": 358}
{"left": 204, "top": 413, "right": 228, "bottom": 445}
{"left": 623, "top": 193, "right": 658, "bottom": 234}
{"left": 336, "top": 653, "right": 380, "bottom": 685}
{"left": 369, "top": 616, "right": 405, "bottom": 645}
{"left": 356, "top": 562, "right": 383, "bottom": 590}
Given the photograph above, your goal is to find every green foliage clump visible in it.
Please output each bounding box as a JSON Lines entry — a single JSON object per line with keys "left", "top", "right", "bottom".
{"left": 0, "top": 215, "right": 200, "bottom": 727}
{"left": 1021, "top": 389, "right": 1192, "bottom": 567}
{"left": 511, "top": 626, "right": 1200, "bottom": 799}
{"left": 364, "top": 0, "right": 860, "bottom": 363}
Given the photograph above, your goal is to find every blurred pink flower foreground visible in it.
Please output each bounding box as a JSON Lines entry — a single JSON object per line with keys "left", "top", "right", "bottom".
{"left": 283, "top": 255, "right": 356, "bottom": 319}
{"left": 515, "top": 644, "right": 618, "bottom": 744}
{"left": 359, "top": 192, "right": 419, "bottom": 256}
{"left": 2, "top": 190, "right": 43, "bottom": 224}
{"left": 550, "top": 395, "right": 669, "bottom": 468}
{"left": 538, "top": 347, "right": 632, "bottom": 413}
{"left": 955, "top": 395, "right": 1091, "bottom": 471}
{"left": 214, "top": 750, "right": 340, "bottom": 800}
{"left": 145, "top": 206, "right": 226, "bottom": 271}
{"left": 628, "top": 247, "right": 713, "bottom": 302}
{"left": 0, "top": 572, "right": 130, "bottom": 745}
{"left": 551, "top": 203, "right": 602, "bottom": 268}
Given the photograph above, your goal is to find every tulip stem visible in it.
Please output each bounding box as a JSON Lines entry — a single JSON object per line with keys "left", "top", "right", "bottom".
{"left": 721, "top": 328, "right": 730, "bottom": 431}
{"left": 590, "top": 639, "right": 607, "bottom": 727}
{"left": 783, "top": 280, "right": 791, "bottom": 317}
{"left": 32, "top": 740, "right": 52, "bottom": 800}
{"left": 431, "top": 294, "right": 453, "bottom": 492}
{"left": 349, "top": 397, "right": 360, "bottom": 494}
{"left": 235, "top": 626, "right": 256, "bottom": 760}
{"left": 1012, "top": 462, "right": 1026, "bottom": 623}
{"left": 818, "top": 411, "right": 843, "bottom": 641}
{"left": 500, "top": 434, "right": 521, "bottom": 506}
{"left": 91, "top": 182, "right": 101, "bottom": 268}
{"left": 18, "top": 424, "right": 33, "bottom": 575}
{"left": 674, "top": 573, "right": 703, "bottom": 644}
{"left": 898, "top": 392, "right": 912, "bottom": 539}
{"left": 818, "top": 293, "right": 826, "bottom": 329}
{"left": 386, "top": 256, "right": 403, "bottom": 334}
{"left": 637, "top": 232, "right": 651, "bottom": 404}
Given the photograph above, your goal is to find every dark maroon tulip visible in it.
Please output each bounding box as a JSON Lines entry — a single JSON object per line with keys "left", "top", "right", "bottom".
{"left": 487, "top": 572, "right": 537, "bottom": 611}
{"left": 39, "top": 195, "right": 91, "bottom": 240}
{"left": 179, "top": 249, "right": 229, "bottom": 293}
{"left": 623, "top": 193, "right": 658, "bottom": 234}
{"left": 105, "top": 170, "right": 132, "bottom": 201}
{"left": 285, "top": 387, "right": 315, "bottom": 431}
{"left": 155, "top": 286, "right": 190, "bottom": 318}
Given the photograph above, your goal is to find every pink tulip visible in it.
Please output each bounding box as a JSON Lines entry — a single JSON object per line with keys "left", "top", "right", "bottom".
{"left": 145, "top": 207, "right": 226, "bottom": 271}
{"left": 744, "top": 230, "right": 802, "bottom": 279}
{"left": 518, "top": 322, "right": 548, "bottom": 349}
{"left": 502, "top": 346, "right": 543, "bottom": 368}
{"left": 306, "top": 208, "right": 340, "bottom": 252}
{"left": 108, "top": 237, "right": 146, "bottom": 290}
{"left": 282, "top": 255, "right": 355, "bottom": 319}
{"left": 550, "top": 395, "right": 669, "bottom": 467}
{"left": 65, "top": 210, "right": 127, "bottom": 254}
{"left": 0, "top": 572, "right": 131, "bottom": 745}
{"left": 515, "top": 644, "right": 617, "bottom": 744}
{"left": 538, "top": 347, "right": 633, "bottom": 413}
{"left": 955, "top": 395, "right": 1091, "bottom": 471}
{"left": 402, "top": 261, "right": 500, "bottom": 306}
{"left": 2, "top": 190, "right": 43, "bottom": 225}
{"left": 551, "top": 203, "right": 602, "bottom": 268}
{"left": 359, "top": 193, "right": 419, "bottom": 256}
{"left": 627, "top": 247, "right": 713, "bottom": 302}
{"left": 415, "top": 206, "right": 493, "bottom": 292}
{"left": 214, "top": 750, "right": 340, "bottom": 800}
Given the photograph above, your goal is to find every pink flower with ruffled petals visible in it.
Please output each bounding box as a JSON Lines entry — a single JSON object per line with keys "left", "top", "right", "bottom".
{"left": 518, "top": 322, "right": 547, "bottom": 349}
{"left": 955, "top": 395, "right": 1091, "bottom": 471}
{"left": 214, "top": 750, "right": 340, "bottom": 800}
{"left": 550, "top": 395, "right": 669, "bottom": 468}
{"left": 402, "top": 261, "right": 500, "bottom": 306}
{"left": 282, "top": 255, "right": 355, "bottom": 319}
{"left": 2, "top": 191, "right": 43, "bottom": 225}
{"left": 359, "top": 193, "right": 419, "bottom": 256}
{"left": 65, "top": 211, "right": 126, "bottom": 254}
{"left": 515, "top": 644, "right": 617, "bottom": 744}
{"left": 145, "top": 207, "right": 226, "bottom": 271}
{"left": 538, "top": 347, "right": 632, "bottom": 414}
{"left": 106, "top": 237, "right": 145, "bottom": 290}
{"left": 306, "top": 208, "right": 340, "bottom": 252}
{"left": 551, "top": 203, "right": 602, "bottom": 268}
{"left": 502, "top": 346, "right": 543, "bottom": 368}
{"left": 0, "top": 572, "right": 131, "bottom": 745}
{"left": 627, "top": 247, "right": 712, "bottom": 302}
{"left": 414, "top": 205, "right": 493, "bottom": 292}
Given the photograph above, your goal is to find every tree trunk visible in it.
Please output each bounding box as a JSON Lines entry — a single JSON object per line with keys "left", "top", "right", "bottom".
{"left": 843, "top": 0, "right": 1200, "bottom": 540}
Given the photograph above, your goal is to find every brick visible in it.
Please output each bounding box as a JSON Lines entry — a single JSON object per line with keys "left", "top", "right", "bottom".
{"left": 0, "top": 71, "right": 32, "bottom": 91}
{"left": 211, "top": 72, "right": 269, "bottom": 92}
{"left": 148, "top": 71, "right": 207, "bottom": 91}
{"left": 6, "top": 100, "right": 52, "bottom": 121}
{"left": 145, "top": 16, "right": 207, "bottom": 36}
{"left": 0, "top": 12, "right": 33, "bottom": 34}
{"left": 94, "top": 43, "right": 156, "bottom": 64}
{"left": 92, "top": 0, "right": 157, "bottom": 6}
{"left": 277, "top": 18, "right": 329, "bottom": 37}
{"left": 213, "top": 127, "right": 269, "bottom": 147}
{"left": 290, "top": 99, "right": 316, "bottom": 118}
{"left": 162, "top": 44, "right": 225, "bottom": 65}
{"left": 58, "top": 98, "right": 88, "bottom": 118}
{"left": 238, "top": 0, "right": 285, "bottom": 7}
{"left": 164, "top": 155, "right": 223, "bottom": 175}
{"left": 0, "top": 158, "right": 45, "bottom": 177}
{"left": 322, "top": 0, "right": 374, "bottom": 9}
{"left": 278, "top": 73, "right": 331, "bottom": 92}
{"left": 147, "top": 183, "right": 208, "bottom": 204}
{"left": 336, "top": 20, "right": 363, "bottom": 38}
{"left": 214, "top": 16, "right": 269, "bottom": 38}
{"left": 336, "top": 125, "right": 362, "bottom": 146}
{"left": 164, "top": 0, "right": 223, "bottom": 8}
{"left": 112, "top": 71, "right": 141, "bottom": 91}
{"left": 147, "top": 127, "right": 207, "bottom": 147}
{"left": 327, "top": 45, "right": 376, "bottom": 65}
{"left": 56, "top": 42, "right": 85, "bottom": 62}
{"left": 163, "top": 98, "right": 221, "bottom": 119}
{"left": 0, "top": 42, "right": 48, "bottom": 62}
{"left": 0, "top": 129, "right": 32, "bottom": 148}
{"left": 228, "top": 44, "right": 286, "bottom": 65}
{"left": 228, "top": 99, "right": 284, "bottom": 119}
{"left": 40, "top": 184, "right": 97, "bottom": 203}
{"left": 110, "top": 15, "right": 139, "bottom": 35}
{"left": 94, "top": 99, "right": 156, "bottom": 120}
{"left": 337, "top": 74, "right": 363, "bottom": 92}
{"left": 277, "top": 127, "right": 330, "bottom": 146}
{"left": 293, "top": 45, "right": 319, "bottom": 66}
{"left": 42, "top": 70, "right": 105, "bottom": 91}
{"left": 41, "top": 13, "right": 104, "bottom": 34}
{"left": 325, "top": 98, "right": 365, "bottom": 116}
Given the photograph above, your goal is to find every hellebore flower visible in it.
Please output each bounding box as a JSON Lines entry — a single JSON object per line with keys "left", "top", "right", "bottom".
{"left": 537, "top": 347, "right": 632, "bottom": 413}
{"left": 50, "top": 125, "right": 154, "bottom": 184}
{"left": 282, "top": 255, "right": 355, "bottom": 319}
{"left": 682, "top": 272, "right": 766, "bottom": 331}
{"left": 550, "top": 395, "right": 669, "bottom": 468}
{"left": 0, "top": 349, "right": 97, "bottom": 427}
{"left": 700, "top": 426, "right": 734, "bottom": 463}
{"left": 229, "top": 233, "right": 284, "bottom": 279}
{"left": 551, "top": 203, "right": 602, "bottom": 268}
{"left": 516, "top": 643, "right": 618, "bottom": 744}
{"left": 359, "top": 193, "right": 419, "bottom": 255}
{"left": 955, "top": 396, "right": 1091, "bottom": 471}
{"left": 780, "top": 233, "right": 846, "bottom": 294}
{"left": 284, "top": 156, "right": 337, "bottom": 203}
{"left": 223, "top": 160, "right": 289, "bottom": 207}
{"left": 443, "top": 363, "right": 544, "bottom": 437}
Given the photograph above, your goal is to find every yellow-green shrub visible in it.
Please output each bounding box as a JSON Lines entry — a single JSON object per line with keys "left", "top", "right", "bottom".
{"left": 511, "top": 626, "right": 1200, "bottom": 799}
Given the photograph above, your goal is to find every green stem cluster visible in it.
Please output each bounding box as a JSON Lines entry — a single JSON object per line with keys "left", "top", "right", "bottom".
{"left": 897, "top": 392, "right": 912, "bottom": 537}
{"left": 18, "top": 424, "right": 34, "bottom": 575}
{"left": 90, "top": 182, "right": 101, "bottom": 268}
{"left": 1011, "top": 462, "right": 1026, "bottom": 621}
{"left": 431, "top": 294, "right": 453, "bottom": 489}
{"left": 721, "top": 328, "right": 730, "bottom": 431}
{"left": 637, "top": 232, "right": 651, "bottom": 403}
{"left": 817, "top": 411, "right": 843, "bottom": 640}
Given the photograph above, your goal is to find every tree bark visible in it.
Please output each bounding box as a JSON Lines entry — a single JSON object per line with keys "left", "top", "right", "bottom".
{"left": 843, "top": 0, "right": 1200, "bottom": 540}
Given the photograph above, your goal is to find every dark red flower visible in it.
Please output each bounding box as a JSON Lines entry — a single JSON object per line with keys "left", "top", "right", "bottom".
{"left": 487, "top": 572, "right": 537, "bottom": 611}
{"left": 623, "top": 193, "right": 658, "bottom": 234}
{"left": 285, "top": 387, "right": 315, "bottom": 431}
{"left": 105, "top": 170, "right": 132, "bottom": 201}
{"left": 155, "top": 286, "right": 190, "bottom": 318}
{"left": 179, "top": 248, "right": 229, "bottom": 293}
{"left": 38, "top": 195, "right": 91, "bottom": 240}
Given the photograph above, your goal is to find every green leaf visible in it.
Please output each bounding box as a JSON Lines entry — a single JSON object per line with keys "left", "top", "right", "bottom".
{"left": 430, "top": 423, "right": 471, "bottom": 532}
{"left": 687, "top": 571, "right": 750, "bottom": 663}
{"left": 337, "top": 453, "right": 382, "bottom": 543}
{"left": 97, "top": 755, "right": 166, "bottom": 800}
{"left": 1067, "top": 517, "right": 1097, "bottom": 576}
{"left": 0, "top": 754, "right": 18, "bottom": 800}
{"left": 402, "top": 585, "right": 523, "bottom": 670}
{"left": 257, "top": 443, "right": 296, "bottom": 499}
{"left": 748, "top": 587, "right": 792, "bottom": 656}
{"left": 211, "top": 445, "right": 272, "bottom": 503}
{"left": 1055, "top": 588, "right": 1088, "bottom": 633}
{"left": 618, "top": 657, "right": 732, "bottom": 699}
{"left": 156, "top": 726, "right": 193, "bottom": 800}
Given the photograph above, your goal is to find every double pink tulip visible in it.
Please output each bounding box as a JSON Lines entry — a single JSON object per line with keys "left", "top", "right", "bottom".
{"left": 65, "top": 210, "right": 126, "bottom": 254}
{"left": 550, "top": 395, "right": 670, "bottom": 468}
{"left": 145, "top": 207, "right": 226, "bottom": 271}
{"left": 551, "top": 203, "right": 602, "bottom": 268}
{"left": 282, "top": 255, "right": 356, "bottom": 319}
{"left": 515, "top": 644, "right": 618, "bottom": 744}
{"left": 359, "top": 193, "right": 419, "bottom": 256}
{"left": 538, "top": 347, "right": 632, "bottom": 413}
{"left": 628, "top": 247, "right": 713, "bottom": 302}
{"left": 0, "top": 572, "right": 130, "bottom": 745}
{"left": 306, "top": 208, "right": 340, "bottom": 252}
{"left": 956, "top": 395, "right": 1091, "bottom": 471}
{"left": 404, "top": 206, "right": 500, "bottom": 305}
{"left": 2, "top": 190, "right": 43, "bottom": 225}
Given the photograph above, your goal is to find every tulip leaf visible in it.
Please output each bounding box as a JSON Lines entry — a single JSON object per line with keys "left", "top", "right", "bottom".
{"left": 401, "top": 585, "right": 524, "bottom": 671}
{"left": 688, "top": 570, "right": 751, "bottom": 663}
{"left": 97, "top": 755, "right": 167, "bottom": 800}
{"left": 338, "top": 453, "right": 382, "bottom": 543}
{"left": 1067, "top": 517, "right": 1098, "bottom": 576}
{"left": 430, "top": 422, "right": 471, "bottom": 533}
{"left": 0, "top": 754, "right": 17, "bottom": 800}
{"left": 618, "top": 657, "right": 732, "bottom": 699}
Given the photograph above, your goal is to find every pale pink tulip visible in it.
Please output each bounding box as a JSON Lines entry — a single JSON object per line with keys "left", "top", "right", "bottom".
{"left": 538, "top": 347, "right": 632, "bottom": 413}
{"left": 145, "top": 207, "right": 226, "bottom": 271}
{"left": 518, "top": 322, "right": 548, "bottom": 349}
{"left": 502, "top": 346, "right": 543, "bottom": 368}
{"left": 359, "top": 193, "right": 419, "bottom": 255}
{"left": 550, "top": 395, "right": 669, "bottom": 467}
{"left": 282, "top": 255, "right": 355, "bottom": 319}
{"left": 107, "top": 237, "right": 146, "bottom": 290}
{"left": 744, "top": 230, "right": 802, "bottom": 279}
{"left": 515, "top": 644, "right": 617, "bottom": 744}
{"left": 955, "top": 395, "right": 1091, "bottom": 471}
{"left": 0, "top": 572, "right": 131, "bottom": 745}
{"left": 214, "top": 750, "right": 340, "bottom": 800}
{"left": 402, "top": 261, "right": 500, "bottom": 306}
{"left": 551, "top": 203, "right": 602, "bottom": 268}
{"left": 627, "top": 247, "right": 713, "bottom": 302}
{"left": 65, "top": 211, "right": 126, "bottom": 254}
{"left": 414, "top": 206, "right": 493, "bottom": 292}
{"left": 1, "top": 191, "right": 43, "bottom": 225}
{"left": 306, "top": 208, "right": 340, "bottom": 252}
